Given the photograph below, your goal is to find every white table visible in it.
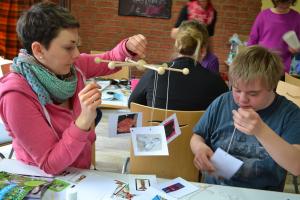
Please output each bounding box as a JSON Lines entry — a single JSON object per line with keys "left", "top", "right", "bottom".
{"left": 1, "top": 159, "right": 299, "bottom": 200}
{"left": 43, "top": 170, "right": 300, "bottom": 200}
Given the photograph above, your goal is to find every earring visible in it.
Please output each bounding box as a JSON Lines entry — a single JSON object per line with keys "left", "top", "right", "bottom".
{"left": 39, "top": 56, "right": 43, "bottom": 59}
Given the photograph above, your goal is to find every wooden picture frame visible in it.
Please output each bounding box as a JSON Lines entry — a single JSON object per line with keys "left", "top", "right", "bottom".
{"left": 118, "top": 0, "right": 172, "bottom": 19}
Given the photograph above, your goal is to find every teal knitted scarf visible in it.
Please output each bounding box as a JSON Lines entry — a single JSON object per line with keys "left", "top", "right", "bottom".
{"left": 12, "top": 49, "right": 78, "bottom": 105}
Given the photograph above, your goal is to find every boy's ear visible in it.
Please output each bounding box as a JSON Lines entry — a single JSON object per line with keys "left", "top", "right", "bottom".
{"left": 31, "top": 41, "right": 44, "bottom": 59}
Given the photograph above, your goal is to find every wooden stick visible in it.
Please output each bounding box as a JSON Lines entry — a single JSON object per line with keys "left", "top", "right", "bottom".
{"left": 95, "top": 57, "right": 188, "bottom": 75}
{"left": 109, "top": 62, "right": 138, "bottom": 67}
{"left": 94, "top": 57, "right": 124, "bottom": 64}
{"left": 126, "top": 59, "right": 166, "bottom": 75}
{"left": 164, "top": 67, "right": 190, "bottom": 75}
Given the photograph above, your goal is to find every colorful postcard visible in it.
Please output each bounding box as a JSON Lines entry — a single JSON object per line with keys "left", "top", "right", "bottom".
{"left": 152, "top": 177, "right": 198, "bottom": 198}
{"left": 0, "top": 171, "right": 54, "bottom": 200}
{"left": 160, "top": 114, "right": 181, "bottom": 143}
{"left": 130, "top": 126, "right": 169, "bottom": 156}
{"left": 109, "top": 112, "right": 142, "bottom": 136}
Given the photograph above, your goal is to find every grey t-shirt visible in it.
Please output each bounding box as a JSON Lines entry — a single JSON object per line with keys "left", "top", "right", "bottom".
{"left": 193, "top": 92, "right": 300, "bottom": 191}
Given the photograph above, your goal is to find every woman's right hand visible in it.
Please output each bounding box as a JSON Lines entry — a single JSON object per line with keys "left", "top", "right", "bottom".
{"left": 75, "top": 82, "right": 101, "bottom": 131}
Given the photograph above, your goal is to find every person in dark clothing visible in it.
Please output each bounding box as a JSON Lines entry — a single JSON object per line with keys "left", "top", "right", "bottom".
{"left": 129, "top": 20, "right": 228, "bottom": 111}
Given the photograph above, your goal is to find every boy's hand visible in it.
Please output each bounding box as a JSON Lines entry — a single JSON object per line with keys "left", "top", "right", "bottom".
{"left": 232, "top": 108, "right": 266, "bottom": 136}
{"left": 193, "top": 143, "right": 216, "bottom": 173}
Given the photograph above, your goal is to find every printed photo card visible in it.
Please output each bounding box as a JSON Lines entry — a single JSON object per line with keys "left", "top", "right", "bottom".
{"left": 160, "top": 114, "right": 181, "bottom": 143}
{"left": 109, "top": 112, "right": 142, "bottom": 137}
{"left": 130, "top": 126, "right": 169, "bottom": 156}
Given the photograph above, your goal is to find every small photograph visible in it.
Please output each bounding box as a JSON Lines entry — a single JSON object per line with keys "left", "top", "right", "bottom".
{"left": 137, "top": 134, "right": 162, "bottom": 152}
{"left": 162, "top": 183, "right": 184, "bottom": 193}
{"left": 60, "top": 170, "right": 71, "bottom": 176}
{"left": 164, "top": 119, "right": 175, "bottom": 139}
{"left": 48, "top": 179, "right": 70, "bottom": 192}
{"left": 128, "top": 174, "right": 157, "bottom": 195}
{"left": 135, "top": 178, "right": 150, "bottom": 191}
{"left": 117, "top": 113, "right": 138, "bottom": 134}
{"left": 74, "top": 175, "right": 86, "bottom": 183}
{"left": 131, "top": 126, "right": 169, "bottom": 156}
{"left": 109, "top": 112, "right": 142, "bottom": 137}
{"left": 160, "top": 114, "right": 181, "bottom": 143}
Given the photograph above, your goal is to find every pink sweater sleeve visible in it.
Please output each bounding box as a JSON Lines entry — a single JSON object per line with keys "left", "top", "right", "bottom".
{"left": 74, "top": 39, "right": 133, "bottom": 79}
{"left": 0, "top": 92, "right": 93, "bottom": 175}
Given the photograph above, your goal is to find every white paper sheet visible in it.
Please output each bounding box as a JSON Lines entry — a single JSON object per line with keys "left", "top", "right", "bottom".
{"left": 57, "top": 168, "right": 116, "bottom": 200}
{"left": 0, "top": 159, "right": 53, "bottom": 177}
{"left": 97, "top": 80, "right": 111, "bottom": 91}
{"left": 210, "top": 147, "right": 244, "bottom": 180}
{"left": 152, "top": 177, "right": 199, "bottom": 198}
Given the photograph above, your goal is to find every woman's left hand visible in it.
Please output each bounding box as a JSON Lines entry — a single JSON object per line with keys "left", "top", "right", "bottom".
{"left": 232, "top": 108, "right": 266, "bottom": 136}
{"left": 126, "top": 34, "right": 147, "bottom": 58}
{"left": 75, "top": 82, "right": 101, "bottom": 131}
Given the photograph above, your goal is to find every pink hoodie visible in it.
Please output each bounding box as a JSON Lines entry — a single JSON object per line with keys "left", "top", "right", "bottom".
{"left": 0, "top": 39, "right": 132, "bottom": 175}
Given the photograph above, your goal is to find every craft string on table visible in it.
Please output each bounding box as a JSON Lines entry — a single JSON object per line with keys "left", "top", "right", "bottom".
{"left": 94, "top": 57, "right": 190, "bottom": 75}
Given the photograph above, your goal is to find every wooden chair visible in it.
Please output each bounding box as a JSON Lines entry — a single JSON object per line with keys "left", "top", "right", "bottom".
{"left": 90, "top": 50, "right": 129, "bottom": 80}
{"left": 127, "top": 102, "right": 205, "bottom": 182}
{"left": 276, "top": 81, "right": 300, "bottom": 107}
{"left": 285, "top": 73, "right": 300, "bottom": 87}
{"left": 276, "top": 81, "right": 300, "bottom": 193}
{"left": 0, "top": 58, "right": 12, "bottom": 77}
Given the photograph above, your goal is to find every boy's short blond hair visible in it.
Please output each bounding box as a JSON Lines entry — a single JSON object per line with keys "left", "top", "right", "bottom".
{"left": 229, "top": 45, "right": 283, "bottom": 90}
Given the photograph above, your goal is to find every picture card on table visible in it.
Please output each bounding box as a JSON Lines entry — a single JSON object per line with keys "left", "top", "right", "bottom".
{"left": 109, "top": 112, "right": 142, "bottom": 137}
{"left": 160, "top": 113, "right": 181, "bottom": 143}
{"left": 110, "top": 179, "right": 136, "bottom": 200}
{"left": 128, "top": 174, "right": 157, "bottom": 195}
{"left": 152, "top": 177, "right": 198, "bottom": 198}
{"left": 131, "top": 126, "right": 169, "bottom": 156}
{"left": 210, "top": 147, "right": 244, "bottom": 180}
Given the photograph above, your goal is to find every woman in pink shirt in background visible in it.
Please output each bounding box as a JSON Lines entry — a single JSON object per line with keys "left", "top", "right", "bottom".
{"left": 0, "top": 2, "right": 147, "bottom": 175}
{"left": 248, "top": 0, "right": 300, "bottom": 74}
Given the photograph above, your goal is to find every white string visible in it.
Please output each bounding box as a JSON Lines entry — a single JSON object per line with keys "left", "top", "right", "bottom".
{"left": 165, "top": 62, "right": 174, "bottom": 119}
{"left": 193, "top": 39, "right": 201, "bottom": 65}
{"left": 226, "top": 127, "right": 236, "bottom": 153}
{"left": 150, "top": 72, "right": 159, "bottom": 123}
{"left": 42, "top": 106, "right": 60, "bottom": 140}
